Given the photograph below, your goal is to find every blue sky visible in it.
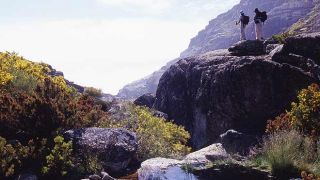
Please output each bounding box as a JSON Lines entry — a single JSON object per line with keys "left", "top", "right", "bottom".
{"left": 0, "top": 0, "right": 239, "bottom": 94}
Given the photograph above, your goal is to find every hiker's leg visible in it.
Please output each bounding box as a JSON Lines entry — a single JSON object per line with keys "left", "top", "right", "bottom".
{"left": 261, "top": 24, "right": 264, "bottom": 39}
{"left": 241, "top": 24, "right": 246, "bottom": 40}
{"left": 256, "top": 23, "right": 262, "bottom": 40}
{"left": 255, "top": 24, "right": 259, "bottom": 40}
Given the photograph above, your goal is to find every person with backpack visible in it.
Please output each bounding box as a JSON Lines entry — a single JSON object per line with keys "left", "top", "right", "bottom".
{"left": 254, "top": 8, "right": 268, "bottom": 40}
{"left": 236, "top": 10, "right": 249, "bottom": 40}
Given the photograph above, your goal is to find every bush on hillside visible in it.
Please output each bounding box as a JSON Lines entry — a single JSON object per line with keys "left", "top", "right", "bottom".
{"left": 263, "top": 84, "right": 320, "bottom": 178}
{"left": 0, "top": 52, "right": 113, "bottom": 178}
{"left": 267, "top": 84, "right": 320, "bottom": 138}
{"left": 84, "top": 87, "right": 103, "bottom": 98}
{"left": 0, "top": 136, "right": 34, "bottom": 178}
{"left": 272, "top": 32, "right": 291, "bottom": 44}
{"left": 42, "top": 136, "right": 73, "bottom": 177}
{"left": 102, "top": 105, "right": 191, "bottom": 160}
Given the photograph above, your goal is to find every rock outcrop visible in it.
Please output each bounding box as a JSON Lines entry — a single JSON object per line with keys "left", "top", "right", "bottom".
{"left": 138, "top": 144, "right": 228, "bottom": 180}
{"left": 138, "top": 143, "right": 272, "bottom": 180}
{"left": 133, "top": 93, "right": 156, "bottom": 108}
{"left": 219, "top": 129, "right": 257, "bottom": 156}
{"left": 64, "top": 128, "right": 137, "bottom": 175}
{"left": 287, "top": 1, "right": 320, "bottom": 34}
{"left": 118, "top": 0, "right": 318, "bottom": 100}
{"left": 181, "top": 0, "right": 315, "bottom": 58}
{"left": 228, "top": 40, "right": 265, "bottom": 56}
{"left": 155, "top": 35, "right": 320, "bottom": 149}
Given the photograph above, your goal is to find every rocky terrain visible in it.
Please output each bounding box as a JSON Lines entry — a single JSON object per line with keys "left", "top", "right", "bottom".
{"left": 287, "top": 0, "right": 320, "bottom": 34}
{"left": 154, "top": 33, "right": 320, "bottom": 149}
{"left": 118, "top": 0, "right": 318, "bottom": 100}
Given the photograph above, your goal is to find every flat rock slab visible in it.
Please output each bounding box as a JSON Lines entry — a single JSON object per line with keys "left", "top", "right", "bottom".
{"left": 228, "top": 40, "right": 265, "bottom": 56}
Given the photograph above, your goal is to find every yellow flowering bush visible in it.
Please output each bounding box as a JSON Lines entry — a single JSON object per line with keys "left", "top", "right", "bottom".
{"left": 107, "top": 105, "right": 191, "bottom": 160}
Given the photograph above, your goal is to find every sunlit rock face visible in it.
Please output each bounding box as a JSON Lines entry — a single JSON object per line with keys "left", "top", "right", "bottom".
{"left": 155, "top": 34, "right": 320, "bottom": 149}
{"left": 118, "top": 0, "right": 317, "bottom": 100}
{"left": 180, "top": 0, "right": 315, "bottom": 58}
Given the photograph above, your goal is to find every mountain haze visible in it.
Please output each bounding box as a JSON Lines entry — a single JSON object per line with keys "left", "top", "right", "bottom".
{"left": 118, "top": 0, "right": 318, "bottom": 99}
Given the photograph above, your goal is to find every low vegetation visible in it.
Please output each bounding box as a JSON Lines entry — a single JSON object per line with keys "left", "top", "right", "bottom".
{"left": 102, "top": 105, "right": 191, "bottom": 160}
{"left": 0, "top": 52, "right": 191, "bottom": 179}
{"left": 253, "top": 84, "right": 320, "bottom": 179}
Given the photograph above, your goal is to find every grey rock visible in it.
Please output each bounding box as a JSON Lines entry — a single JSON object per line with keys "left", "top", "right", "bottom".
{"left": 89, "top": 174, "right": 102, "bottom": 180}
{"left": 265, "top": 44, "right": 281, "bottom": 54}
{"left": 118, "top": 0, "right": 318, "bottom": 100}
{"left": 287, "top": 1, "right": 320, "bottom": 34}
{"left": 138, "top": 144, "right": 228, "bottom": 180}
{"left": 181, "top": 0, "right": 315, "bottom": 58}
{"left": 282, "top": 32, "right": 320, "bottom": 63}
{"left": 228, "top": 40, "right": 265, "bottom": 56}
{"left": 184, "top": 143, "right": 228, "bottom": 166}
{"left": 153, "top": 110, "right": 169, "bottom": 119}
{"left": 220, "top": 130, "right": 257, "bottom": 156}
{"left": 134, "top": 93, "right": 155, "bottom": 108}
{"left": 101, "top": 172, "right": 115, "bottom": 180}
{"left": 15, "top": 173, "right": 38, "bottom": 180}
{"left": 64, "top": 128, "right": 137, "bottom": 174}
{"left": 138, "top": 143, "right": 272, "bottom": 180}
{"left": 155, "top": 48, "right": 317, "bottom": 149}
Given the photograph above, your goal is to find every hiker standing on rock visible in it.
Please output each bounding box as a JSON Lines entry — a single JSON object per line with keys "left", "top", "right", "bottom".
{"left": 254, "top": 8, "right": 268, "bottom": 41}
{"left": 236, "top": 10, "right": 249, "bottom": 40}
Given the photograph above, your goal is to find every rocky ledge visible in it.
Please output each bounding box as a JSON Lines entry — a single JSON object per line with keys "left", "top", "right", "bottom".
{"left": 155, "top": 32, "right": 320, "bottom": 149}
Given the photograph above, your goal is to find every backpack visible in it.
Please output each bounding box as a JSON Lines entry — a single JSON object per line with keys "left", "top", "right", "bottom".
{"left": 260, "top": 11, "right": 268, "bottom": 22}
{"left": 241, "top": 15, "right": 250, "bottom": 25}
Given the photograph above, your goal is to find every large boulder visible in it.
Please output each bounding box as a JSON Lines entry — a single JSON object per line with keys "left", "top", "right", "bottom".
{"left": 228, "top": 40, "right": 265, "bottom": 56}
{"left": 219, "top": 130, "right": 257, "bottom": 156}
{"left": 276, "top": 32, "right": 320, "bottom": 63}
{"left": 155, "top": 35, "right": 318, "bottom": 149}
{"left": 134, "top": 93, "right": 155, "bottom": 108}
{"left": 138, "top": 143, "right": 228, "bottom": 180}
{"left": 15, "top": 173, "right": 38, "bottom": 180}
{"left": 138, "top": 143, "right": 272, "bottom": 180}
{"left": 64, "top": 128, "right": 137, "bottom": 175}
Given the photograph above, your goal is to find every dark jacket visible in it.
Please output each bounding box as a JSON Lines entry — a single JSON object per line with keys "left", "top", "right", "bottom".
{"left": 254, "top": 11, "right": 262, "bottom": 24}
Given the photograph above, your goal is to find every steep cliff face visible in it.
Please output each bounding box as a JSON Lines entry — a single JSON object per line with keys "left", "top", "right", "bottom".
{"left": 180, "top": 0, "right": 315, "bottom": 57}
{"left": 118, "top": 0, "right": 316, "bottom": 99}
{"left": 287, "top": 0, "right": 320, "bottom": 34}
{"left": 154, "top": 33, "right": 320, "bottom": 149}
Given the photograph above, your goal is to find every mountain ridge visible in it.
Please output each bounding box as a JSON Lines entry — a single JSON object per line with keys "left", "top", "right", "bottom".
{"left": 118, "top": 0, "right": 318, "bottom": 99}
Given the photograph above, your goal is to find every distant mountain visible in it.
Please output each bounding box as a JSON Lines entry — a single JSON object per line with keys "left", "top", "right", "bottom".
{"left": 180, "top": 0, "right": 315, "bottom": 57}
{"left": 287, "top": 0, "right": 320, "bottom": 34}
{"left": 118, "top": 0, "right": 317, "bottom": 99}
{"left": 117, "top": 59, "right": 179, "bottom": 99}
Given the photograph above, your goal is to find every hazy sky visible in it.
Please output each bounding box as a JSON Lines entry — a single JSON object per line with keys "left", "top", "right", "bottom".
{"left": 0, "top": 0, "right": 239, "bottom": 94}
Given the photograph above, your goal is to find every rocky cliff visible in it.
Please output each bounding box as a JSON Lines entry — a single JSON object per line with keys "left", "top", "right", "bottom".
{"left": 118, "top": 0, "right": 317, "bottom": 99}
{"left": 154, "top": 33, "right": 320, "bottom": 149}
{"left": 287, "top": 0, "right": 320, "bottom": 34}
{"left": 180, "top": 0, "right": 315, "bottom": 57}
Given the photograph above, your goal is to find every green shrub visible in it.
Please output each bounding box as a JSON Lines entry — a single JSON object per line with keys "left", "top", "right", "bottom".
{"left": 255, "top": 130, "right": 319, "bottom": 178}
{"left": 103, "top": 105, "right": 191, "bottom": 160}
{"left": 10, "top": 68, "right": 38, "bottom": 93}
{"left": 84, "top": 87, "right": 102, "bottom": 98}
{"left": 42, "top": 136, "right": 73, "bottom": 177}
{"left": 272, "top": 32, "right": 291, "bottom": 44}
{"left": 0, "top": 136, "right": 34, "bottom": 178}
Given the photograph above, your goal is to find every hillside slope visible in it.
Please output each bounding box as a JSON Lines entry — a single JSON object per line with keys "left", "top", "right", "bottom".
{"left": 118, "top": 0, "right": 317, "bottom": 99}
